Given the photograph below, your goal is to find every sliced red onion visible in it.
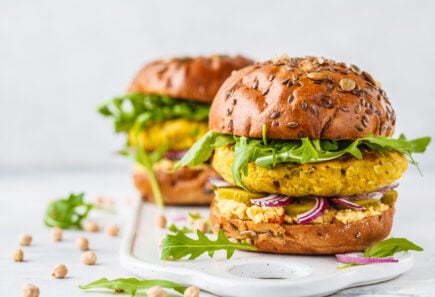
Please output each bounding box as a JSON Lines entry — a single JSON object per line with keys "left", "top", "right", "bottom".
{"left": 336, "top": 253, "right": 399, "bottom": 265}
{"left": 164, "top": 150, "right": 188, "bottom": 160}
{"left": 208, "top": 176, "right": 235, "bottom": 188}
{"left": 251, "top": 194, "right": 293, "bottom": 207}
{"left": 352, "top": 183, "right": 399, "bottom": 200}
{"left": 297, "top": 198, "right": 329, "bottom": 224}
{"left": 331, "top": 198, "right": 366, "bottom": 211}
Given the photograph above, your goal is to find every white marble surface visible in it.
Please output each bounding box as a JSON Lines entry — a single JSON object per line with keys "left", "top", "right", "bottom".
{"left": 0, "top": 170, "right": 434, "bottom": 296}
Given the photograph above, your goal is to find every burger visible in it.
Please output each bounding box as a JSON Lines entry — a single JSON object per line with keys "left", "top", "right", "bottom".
{"left": 99, "top": 55, "right": 253, "bottom": 206}
{"left": 176, "top": 55, "right": 431, "bottom": 254}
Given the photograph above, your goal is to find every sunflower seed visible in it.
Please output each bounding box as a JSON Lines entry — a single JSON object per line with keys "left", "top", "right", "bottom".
{"left": 339, "top": 106, "right": 350, "bottom": 112}
{"left": 270, "top": 112, "right": 281, "bottom": 119}
{"left": 281, "top": 78, "right": 290, "bottom": 85}
{"left": 354, "top": 105, "right": 361, "bottom": 114}
{"left": 362, "top": 71, "right": 376, "bottom": 86}
{"left": 252, "top": 80, "right": 259, "bottom": 89}
{"left": 362, "top": 115, "right": 369, "bottom": 127}
{"left": 298, "top": 131, "right": 305, "bottom": 138}
{"left": 268, "top": 74, "right": 275, "bottom": 82}
{"left": 350, "top": 64, "right": 361, "bottom": 75}
{"left": 271, "top": 120, "right": 279, "bottom": 127}
{"left": 301, "top": 100, "right": 308, "bottom": 110}
{"left": 262, "top": 88, "right": 270, "bottom": 96}
{"left": 355, "top": 125, "right": 364, "bottom": 132}
{"left": 287, "top": 95, "right": 295, "bottom": 104}
{"left": 226, "top": 108, "right": 231, "bottom": 116}
{"left": 307, "top": 72, "right": 328, "bottom": 81}
{"left": 320, "top": 97, "right": 334, "bottom": 108}
{"left": 287, "top": 122, "right": 299, "bottom": 128}
{"left": 309, "top": 105, "right": 319, "bottom": 116}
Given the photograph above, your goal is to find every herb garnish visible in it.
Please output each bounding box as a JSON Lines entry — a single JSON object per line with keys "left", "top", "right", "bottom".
{"left": 44, "top": 193, "right": 93, "bottom": 229}
{"left": 79, "top": 277, "right": 186, "bottom": 297}
{"left": 364, "top": 237, "right": 423, "bottom": 258}
{"left": 98, "top": 93, "right": 210, "bottom": 133}
{"left": 161, "top": 229, "right": 257, "bottom": 260}
{"left": 175, "top": 131, "right": 431, "bottom": 189}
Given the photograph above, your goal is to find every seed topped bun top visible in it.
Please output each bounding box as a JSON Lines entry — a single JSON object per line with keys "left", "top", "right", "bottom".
{"left": 209, "top": 55, "right": 396, "bottom": 140}
{"left": 128, "top": 55, "right": 254, "bottom": 103}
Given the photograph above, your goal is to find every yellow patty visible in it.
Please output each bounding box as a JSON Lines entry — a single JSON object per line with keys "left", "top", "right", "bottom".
{"left": 128, "top": 119, "right": 208, "bottom": 151}
{"left": 212, "top": 146, "right": 408, "bottom": 197}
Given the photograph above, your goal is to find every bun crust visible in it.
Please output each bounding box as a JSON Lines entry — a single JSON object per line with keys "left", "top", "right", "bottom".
{"left": 129, "top": 55, "right": 253, "bottom": 103}
{"left": 133, "top": 163, "right": 216, "bottom": 205}
{"left": 210, "top": 199, "right": 394, "bottom": 254}
{"left": 209, "top": 56, "right": 396, "bottom": 139}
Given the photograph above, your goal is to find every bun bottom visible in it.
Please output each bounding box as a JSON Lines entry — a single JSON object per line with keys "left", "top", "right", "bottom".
{"left": 133, "top": 162, "right": 215, "bottom": 205}
{"left": 210, "top": 199, "right": 394, "bottom": 254}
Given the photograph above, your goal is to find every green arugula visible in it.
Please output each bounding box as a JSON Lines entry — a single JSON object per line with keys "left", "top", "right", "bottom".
{"left": 161, "top": 229, "right": 257, "bottom": 260}
{"left": 176, "top": 131, "right": 431, "bottom": 189}
{"left": 364, "top": 237, "right": 423, "bottom": 258}
{"left": 98, "top": 93, "right": 210, "bottom": 133}
{"left": 134, "top": 133, "right": 164, "bottom": 209}
{"left": 44, "top": 193, "right": 93, "bottom": 229}
{"left": 168, "top": 223, "right": 192, "bottom": 234}
{"left": 79, "top": 277, "right": 186, "bottom": 297}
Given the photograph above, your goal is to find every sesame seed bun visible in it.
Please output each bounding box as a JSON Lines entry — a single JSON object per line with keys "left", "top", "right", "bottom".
{"left": 210, "top": 199, "right": 395, "bottom": 254}
{"left": 209, "top": 56, "right": 395, "bottom": 139}
{"left": 129, "top": 55, "right": 253, "bottom": 103}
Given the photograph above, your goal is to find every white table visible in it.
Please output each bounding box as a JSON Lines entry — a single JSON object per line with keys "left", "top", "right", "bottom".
{"left": 1, "top": 170, "right": 434, "bottom": 296}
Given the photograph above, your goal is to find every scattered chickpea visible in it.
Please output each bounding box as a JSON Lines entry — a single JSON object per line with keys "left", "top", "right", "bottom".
{"left": 50, "top": 227, "right": 63, "bottom": 241}
{"left": 146, "top": 286, "right": 167, "bottom": 297}
{"left": 84, "top": 220, "right": 99, "bottom": 232}
{"left": 19, "top": 234, "right": 32, "bottom": 246}
{"left": 93, "top": 196, "right": 105, "bottom": 207}
{"left": 81, "top": 251, "right": 97, "bottom": 265}
{"left": 155, "top": 214, "right": 167, "bottom": 229}
{"left": 21, "top": 283, "right": 40, "bottom": 297}
{"left": 75, "top": 236, "right": 89, "bottom": 251}
{"left": 12, "top": 248, "right": 24, "bottom": 262}
{"left": 51, "top": 264, "right": 68, "bottom": 278}
{"left": 184, "top": 286, "right": 200, "bottom": 297}
{"left": 105, "top": 224, "right": 120, "bottom": 237}
{"left": 192, "top": 219, "right": 208, "bottom": 233}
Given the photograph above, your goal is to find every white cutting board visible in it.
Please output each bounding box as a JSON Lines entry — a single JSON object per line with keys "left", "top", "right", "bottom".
{"left": 119, "top": 199, "right": 414, "bottom": 297}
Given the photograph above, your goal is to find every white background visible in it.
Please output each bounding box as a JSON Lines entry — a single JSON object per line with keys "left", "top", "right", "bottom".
{"left": 1, "top": 0, "right": 434, "bottom": 172}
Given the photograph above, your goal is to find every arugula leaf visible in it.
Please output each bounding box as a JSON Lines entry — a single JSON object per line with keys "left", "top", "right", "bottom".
{"left": 79, "top": 277, "right": 186, "bottom": 297}
{"left": 161, "top": 229, "right": 257, "bottom": 260}
{"left": 98, "top": 93, "right": 210, "bottom": 133}
{"left": 364, "top": 238, "right": 423, "bottom": 258}
{"left": 176, "top": 131, "right": 431, "bottom": 188}
{"left": 134, "top": 132, "right": 164, "bottom": 209}
{"left": 174, "top": 130, "right": 235, "bottom": 170}
{"left": 168, "top": 223, "right": 192, "bottom": 234}
{"left": 44, "top": 193, "right": 93, "bottom": 229}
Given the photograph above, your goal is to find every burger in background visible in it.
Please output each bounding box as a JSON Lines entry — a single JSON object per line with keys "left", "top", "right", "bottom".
{"left": 176, "top": 55, "right": 431, "bottom": 254}
{"left": 99, "top": 55, "right": 253, "bottom": 206}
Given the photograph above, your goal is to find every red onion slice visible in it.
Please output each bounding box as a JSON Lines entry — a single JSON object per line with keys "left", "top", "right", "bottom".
{"left": 251, "top": 194, "right": 293, "bottom": 207}
{"left": 164, "top": 150, "right": 188, "bottom": 161}
{"left": 297, "top": 198, "right": 329, "bottom": 224}
{"left": 336, "top": 253, "right": 399, "bottom": 265}
{"left": 353, "top": 183, "right": 399, "bottom": 200}
{"left": 208, "top": 176, "right": 235, "bottom": 188}
{"left": 331, "top": 198, "right": 366, "bottom": 210}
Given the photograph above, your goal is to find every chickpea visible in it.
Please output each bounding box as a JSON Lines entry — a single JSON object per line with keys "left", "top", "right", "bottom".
{"left": 146, "top": 286, "right": 167, "bottom": 297}
{"left": 84, "top": 220, "right": 99, "bottom": 232}
{"left": 51, "top": 264, "right": 68, "bottom": 278}
{"left": 105, "top": 224, "right": 120, "bottom": 237}
{"left": 12, "top": 248, "right": 24, "bottom": 262}
{"left": 192, "top": 219, "right": 208, "bottom": 233}
{"left": 75, "top": 236, "right": 89, "bottom": 251}
{"left": 21, "top": 283, "right": 39, "bottom": 297}
{"left": 51, "top": 227, "right": 63, "bottom": 241}
{"left": 184, "top": 286, "right": 200, "bottom": 297}
{"left": 19, "top": 234, "right": 32, "bottom": 246}
{"left": 155, "top": 214, "right": 167, "bottom": 229}
{"left": 81, "top": 251, "right": 97, "bottom": 265}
